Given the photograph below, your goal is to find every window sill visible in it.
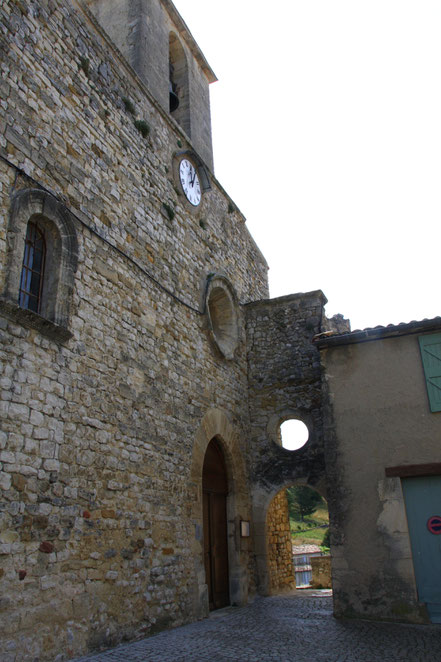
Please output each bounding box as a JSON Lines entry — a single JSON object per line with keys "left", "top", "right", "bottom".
{"left": 0, "top": 297, "right": 73, "bottom": 343}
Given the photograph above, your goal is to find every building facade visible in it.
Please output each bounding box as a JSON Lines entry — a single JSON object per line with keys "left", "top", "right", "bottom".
{"left": 1, "top": 2, "right": 440, "bottom": 661}
{"left": 316, "top": 319, "right": 441, "bottom": 624}
{"left": 0, "top": 1, "right": 268, "bottom": 658}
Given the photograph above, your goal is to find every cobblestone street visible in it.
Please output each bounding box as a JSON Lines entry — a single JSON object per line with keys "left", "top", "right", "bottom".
{"left": 73, "top": 591, "right": 441, "bottom": 662}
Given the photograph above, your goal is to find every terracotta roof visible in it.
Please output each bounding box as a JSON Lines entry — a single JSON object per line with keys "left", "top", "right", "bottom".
{"left": 314, "top": 316, "right": 441, "bottom": 349}
{"left": 292, "top": 544, "right": 321, "bottom": 555}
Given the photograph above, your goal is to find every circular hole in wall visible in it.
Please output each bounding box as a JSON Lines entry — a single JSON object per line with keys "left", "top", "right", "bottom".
{"left": 207, "top": 281, "right": 238, "bottom": 359}
{"left": 280, "top": 419, "right": 309, "bottom": 451}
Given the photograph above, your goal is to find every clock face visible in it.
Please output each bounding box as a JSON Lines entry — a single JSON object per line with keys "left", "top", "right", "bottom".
{"left": 179, "top": 158, "right": 201, "bottom": 206}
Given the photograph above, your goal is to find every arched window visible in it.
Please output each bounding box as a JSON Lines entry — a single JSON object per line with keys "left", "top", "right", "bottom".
{"left": 19, "top": 221, "right": 46, "bottom": 313}
{"left": 3, "top": 189, "right": 78, "bottom": 334}
{"left": 169, "top": 32, "right": 190, "bottom": 136}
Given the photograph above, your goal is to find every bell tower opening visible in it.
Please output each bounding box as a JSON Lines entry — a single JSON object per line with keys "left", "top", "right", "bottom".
{"left": 169, "top": 32, "right": 190, "bottom": 136}
{"left": 202, "top": 437, "right": 230, "bottom": 610}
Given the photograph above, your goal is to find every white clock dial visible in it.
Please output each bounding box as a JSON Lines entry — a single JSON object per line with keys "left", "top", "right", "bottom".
{"left": 179, "top": 158, "right": 201, "bottom": 206}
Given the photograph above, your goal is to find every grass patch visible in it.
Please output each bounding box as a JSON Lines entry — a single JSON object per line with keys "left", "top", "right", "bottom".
{"left": 162, "top": 202, "right": 175, "bottom": 221}
{"left": 134, "top": 119, "right": 150, "bottom": 138}
{"left": 79, "top": 57, "right": 90, "bottom": 77}
{"left": 122, "top": 97, "right": 136, "bottom": 115}
{"left": 290, "top": 503, "right": 329, "bottom": 547}
{"left": 291, "top": 527, "right": 328, "bottom": 547}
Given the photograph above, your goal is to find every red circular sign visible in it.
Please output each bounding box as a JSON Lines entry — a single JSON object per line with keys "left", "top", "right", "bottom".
{"left": 427, "top": 516, "right": 441, "bottom": 535}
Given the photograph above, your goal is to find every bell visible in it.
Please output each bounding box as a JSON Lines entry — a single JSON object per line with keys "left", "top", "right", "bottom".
{"left": 169, "top": 82, "right": 179, "bottom": 112}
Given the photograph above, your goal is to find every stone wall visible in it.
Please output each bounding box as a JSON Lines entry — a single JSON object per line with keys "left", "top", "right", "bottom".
{"left": 246, "top": 291, "right": 327, "bottom": 492}
{"left": 86, "top": 0, "right": 216, "bottom": 169}
{"left": 266, "top": 490, "right": 295, "bottom": 593}
{"left": 310, "top": 556, "right": 331, "bottom": 589}
{"left": 0, "top": 1, "right": 268, "bottom": 660}
{"left": 245, "top": 291, "right": 328, "bottom": 595}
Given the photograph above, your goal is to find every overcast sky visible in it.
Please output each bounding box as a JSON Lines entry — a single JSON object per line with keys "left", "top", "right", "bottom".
{"left": 173, "top": 1, "right": 441, "bottom": 330}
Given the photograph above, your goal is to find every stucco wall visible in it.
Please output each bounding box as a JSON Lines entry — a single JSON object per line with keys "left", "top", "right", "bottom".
{"left": 320, "top": 331, "right": 441, "bottom": 622}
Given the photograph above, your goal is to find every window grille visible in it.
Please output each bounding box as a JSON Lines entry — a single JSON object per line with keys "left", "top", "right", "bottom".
{"left": 19, "top": 221, "right": 46, "bottom": 313}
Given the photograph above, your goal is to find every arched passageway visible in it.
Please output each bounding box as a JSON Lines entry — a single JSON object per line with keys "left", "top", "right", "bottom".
{"left": 257, "top": 484, "right": 332, "bottom": 595}
{"left": 288, "top": 486, "right": 331, "bottom": 590}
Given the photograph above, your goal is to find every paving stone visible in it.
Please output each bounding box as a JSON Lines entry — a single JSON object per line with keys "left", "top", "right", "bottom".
{"left": 72, "top": 592, "right": 441, "bottom": 662}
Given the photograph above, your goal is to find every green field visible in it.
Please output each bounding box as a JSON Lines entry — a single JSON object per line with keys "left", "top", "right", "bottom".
{"left": 290, "top": 503, "right": 329, "bottom": 548}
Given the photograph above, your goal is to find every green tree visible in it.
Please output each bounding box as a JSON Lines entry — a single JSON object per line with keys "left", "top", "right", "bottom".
{"left": 286, "top": 486, "right": 322, "bottom": 521}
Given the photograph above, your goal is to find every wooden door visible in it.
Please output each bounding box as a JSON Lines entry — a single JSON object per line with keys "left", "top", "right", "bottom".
{"left": 202, "top": 438, "right": 230, "bottom": 610}
{"left": 402, "top": 475, "right": 441, "bottom": 623}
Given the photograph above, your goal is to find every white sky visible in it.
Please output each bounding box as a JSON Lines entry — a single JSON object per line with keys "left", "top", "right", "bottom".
{"left": 173, "top": 0, "right": 441, "bottom": 330}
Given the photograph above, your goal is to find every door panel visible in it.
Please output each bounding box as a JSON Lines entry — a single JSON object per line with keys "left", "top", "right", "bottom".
{"left": 203, "top": 490, "right": 212, "bottom": 605}
{"left": 402, "top": 475, "right": 441, "bottom": 623}
{"left": 203, "top": 490, "right": 229, "bottom": 610}
{"left": 202, "top": 438, "right": 230, "bottom": 610}
{"left": 211, "top": 492, "right": 229, "bottom": 608}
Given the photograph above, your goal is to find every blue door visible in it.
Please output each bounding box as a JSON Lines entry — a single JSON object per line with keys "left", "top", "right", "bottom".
{"left": 402, "top": 476, "right": 441, "bottom": 623}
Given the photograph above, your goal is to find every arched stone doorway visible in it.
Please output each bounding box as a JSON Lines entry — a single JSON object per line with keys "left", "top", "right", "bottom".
{"left": 189, "top": 409, "right": 251, "bottom": 618}
{"left": 203, "top": 438, "right": 230, "bottom": 609}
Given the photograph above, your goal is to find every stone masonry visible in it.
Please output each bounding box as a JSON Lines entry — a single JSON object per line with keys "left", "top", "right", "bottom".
{"left": 0, "top": 1, "right": 271, "bottom": 659}
{"left": 310, "top": 556, "right": 331, "bottom": 590}
{"left": 70, "top": 593, "right": 441, "bottom": 662}
{"left": 265, "top": 490, "right": 295, "bottom": 593}
{"left": 244, "top": 291, "right": 329, "bottom": 596}
{"left": 86, "top": 0, "right": 216, "bottom": 170}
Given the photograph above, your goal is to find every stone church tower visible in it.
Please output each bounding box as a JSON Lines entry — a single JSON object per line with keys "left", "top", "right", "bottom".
{"left": 87, "top": 0, "right": 216, "bottom": 170}
{"left": 0, "top": 1, "right": 334, "bottom": 660}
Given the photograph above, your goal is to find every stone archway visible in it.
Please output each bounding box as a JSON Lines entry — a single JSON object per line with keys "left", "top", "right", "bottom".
{"left": 189, "top": 408, "right": 251, "bottom": 618}
{"left": 252, "top": 477, "right": 328, "bottom": 596}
